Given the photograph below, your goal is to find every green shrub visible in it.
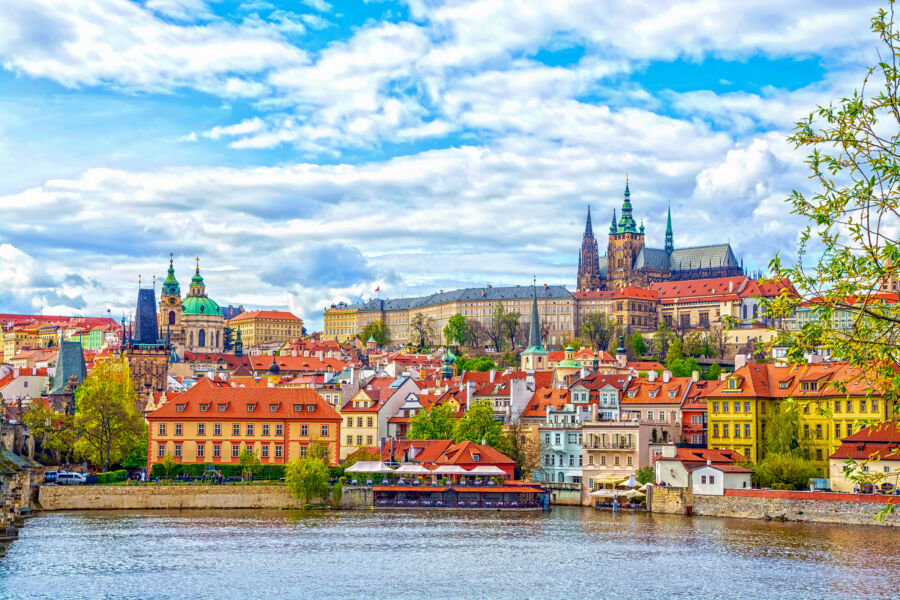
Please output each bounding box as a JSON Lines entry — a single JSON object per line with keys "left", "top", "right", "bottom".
{"left": 96, "top": 469, "right": 128, "bottom": 484}
{"left": 150, "top": 463, "right": 287, "bottom": 479}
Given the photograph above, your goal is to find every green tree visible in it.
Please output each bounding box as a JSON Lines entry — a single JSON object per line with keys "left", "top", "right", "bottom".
{"left": 630, "top": 332, "right": 647, "bottom": 356}
{"left": 653, "top": 320, "right": 673, "bottom": 356}
{"left": 407, "top": 403, "right": 456, "bottom": 440}
{"left": 223, "top": 326, "right": 235, "bottom": 351}
{"left": 73, "top": 358, "right": 144, "bottom": 471}
{"left": 500, "top": 310, "right": 520, "bottom": 351}
{"left": 453, "top": 400, "right": 505, "bottom": 448}
{"left": 752, "top": 453, "right": 819, "bottom": 490}
{"left": 331, "top": 478, "right": 343, "bottom": 506}
{"left": 764, "top": 399, "right": 808, "bottom": 458}
{"left": 22, "top": 399, "right": 77, "bottom": 464}
{"left": 635, "top": 465, "right": 655, "bottom": 485}
{"left": 705, "top": 362, "right": 722, "bottom": 381}
{"left": 767, "top": 2, "right": 900, "bottom": 403}
{"left": 238, "top": 448, "right": 262, "bottom": 481}
{"left": 285, "top": 457, "right": 330, "bottom": 504}
{"left": 341, "top": 448, "right": 382, "bottom": 470}
{"left": 122, "top": 423, "right": 148, "bottom": 469}
{"left": 503, "top": 418, "right": 541, "bottom": 480}
{"left": 580, "top": 312, "right": 615, "bottom": 349}
{"left": 485, "top": 302, "right": 507, "bottom": 351}
{"left": 443, "top": 313, "right": 469, "bottom": 346}
{"left": 666, "top": 337, "right": 684, "bottom": 362}
{"left": 360, "top": 319, "right": 391, "bottom": 347}
{"left": 456, "top": 355, "right": 496, "bottom": 372}
{"left": 667, "top": 357, "right": 700, "bottom": 378}
{"left": 160, "top": 453, "right": 177, "bottom": 478}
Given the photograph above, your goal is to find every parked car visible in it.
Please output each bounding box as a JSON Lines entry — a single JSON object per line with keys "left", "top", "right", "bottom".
{"left": 56, "top": 473, "right": 87, "bottom": 485}
{"left": 44, "top": 471, "right": 59, "bottom": 484}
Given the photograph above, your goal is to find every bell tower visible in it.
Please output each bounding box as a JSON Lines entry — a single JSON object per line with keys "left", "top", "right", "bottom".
{"left": 607, "top": 178, "right": 645, "bottom": 288}
{"left": 577, "top": 206, "right": 603, "bottom": 291}
{"left": 159, "top": 254, "right": 185, "bottom": 355}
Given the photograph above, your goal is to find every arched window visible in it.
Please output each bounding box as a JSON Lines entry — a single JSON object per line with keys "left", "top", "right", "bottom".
{"left": 216, "top": 330, "right": 220, "bottom": 348}
{"left": 189, "top": 331, "right": 194, "bottom": 347}
{"left": 169, "top": 311, "right": 175, "bottom": 325}
{"left": 742, "top": 306, "right": 747, "bottom": 320}
{"left": 198, "top": 329, "right": 206, "bottom": 347}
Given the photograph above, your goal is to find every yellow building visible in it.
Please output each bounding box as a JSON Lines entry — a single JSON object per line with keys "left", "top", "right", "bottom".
{"left": 146, "top": 379, "right": 342, "bottom": 468}
{"left": 323, "top": 304, "right": 359, "bottom": 343}
{"left": 339, "top": 389, "right": 381, "bottom": 460}
{"left": 828, "top": 424, "right": 900, "bottom": 492}
{"left": 227, "top": 310, "right": 304, "bottom": 348}
{"left": 705, "top": 362, "right": 894, "bottom": 476}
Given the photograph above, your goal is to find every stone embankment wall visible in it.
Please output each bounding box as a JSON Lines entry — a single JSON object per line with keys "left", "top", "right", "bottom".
{"left": 694, "top": 489, "right": 900, "bottom": 527}
{"left": 40, "top": 484, "right": 376, "bottom": 511}
{"left": 648, "top": 486, "right": 691, "bottom": 515}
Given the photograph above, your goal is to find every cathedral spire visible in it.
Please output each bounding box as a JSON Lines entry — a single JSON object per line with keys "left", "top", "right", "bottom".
{"left": 617, "top": 178, "right": 638, "bottom": 233}
{"left": 526, "top": 278, "right": 543, "bottom": 352}
{"left": 584, "top": 205, "right": 593, "bottom": 237}
{"left": 665, "top": 204, "right": 674, "bottom": 255}
{"left": 609, "top": 208, "right": 617, "bottom": 234}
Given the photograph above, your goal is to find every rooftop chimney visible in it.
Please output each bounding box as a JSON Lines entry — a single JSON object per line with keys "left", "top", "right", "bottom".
{"left": 728, "top": 280, "right": 734, "bottom": 293}
{"left": 808, "top": 354, "right": 824, "bottom": 364}
{"left": 691, "top": 370, "right": 699, "bottom": 382}
{"left": 591, "top": 404, "right": 598, "bottom": 422}
{"left": 663, "top": 370, "right": 671, "bottom": 383}
{"left": 734, "top": 354, "right": 748, "bottom": 370}
{"left": 648, "top": 370, "right": 656, "bottom": 382}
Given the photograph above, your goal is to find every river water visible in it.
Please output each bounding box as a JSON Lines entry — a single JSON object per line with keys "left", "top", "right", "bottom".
{"left": 1, "top": 508, "right": 897, "bottom": 600}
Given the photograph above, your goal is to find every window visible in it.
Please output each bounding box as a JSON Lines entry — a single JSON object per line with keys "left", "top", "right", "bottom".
{"left": 860, "top": 400, "right": 867, "bottom": 412}
{"left": 275, "top": 424, "right": 283, "bottom": 436}
{"left": 346, "top": 435, "right": 353, "bottom": 445}
{"left": 218, "top": 404, "right": 226, "bottom": 412}
{"left": 270, "top": 404, "right": 278, "bottom": 412}
{"left": 614, "top": 456, "right": 620, "bottom": 466}
{"left": 197, "top": 423, "right": 206, "bottom": 435}
{"left": 874, "top": 400, "right": 880, "bottom": 412}
{"left": 366, "top": 435, "right": 373, "bottom": 445}
{"left": 600, "top": 455, "right": 606, "bottom": 465}
{"left": 247, "top": 424, "right": 254, "bottom": 436}
{"left": 247, "top": 404, "right": 256, "bottom": 413}
{"left": 261, "top": 445, "right": 269, "bottom": 458}
{"left": 214, "top": 423, "right": 221, "bottom": 436}
{"left": 197, "top": 444, "right": 204, "bottom": 458}
{"left": 744, "top": 424, "right": 750, "bottom": 438}
{"left": 646, "top": 411, "right": 654, "bottom": 421}
{"left": 346, "top": 417, "right": 353, "bottom": 427}
{"left": 232, "top": 424, "right": 240, "bottom": 436}
{"left": 176, "top": 404, "right": 185, "bottom": 412}
{"left": 321, "top": 425, "right": 329, "bottom": 437}
{"left": 834, "top": 401, "right": 841, "bottom": 413}
{"left": 158, "top": 423, "right": 167, "bottom": 436}
{"left": 589, "top": 455, "right": 594, "bottom": 465}
{"left": 200, "top": 404, "right": 209, "bottom": 412}
{"left": 727, "top": 379, "right": 738, "bottom": 390}
{"left": 713, "top": 424, "right": 719, "bottom": 438}
{"left": 262, "top": 424, "right": 270, "bottom": 436}
{"left": 232, "top": 444, "right": 240, "bottom": 458}
{"left": 709, "top": 475, "right": 715, "bottom": 485}
{"left": 157, "top": 444, "right": 165, "bottom": 458}
{"left": 307, "top": 405, "right": 316, "bottom": 412}
{"left": 356, "top": 417, "right": 363, "bottom": 427}
{"left": 301, "top": 424, "right": 309, "bottom": 436}
{"left": 803, "top": 424, "right": 810, "bottom": 438}
{"left": 816, "top": 449, "right": 823, "bottom": 460}
{"left": 734, "top": 427, "right": 741, "bottom": 438}
{"left": 847, "top": 423, "right": 853, "bottom": 436}
{"left": 723, "top": 424, "right": 729, "bottom": 437}
{"left": 275, "top": 445, "right": 283, "bottom": 458}
{"left": 300, "top": 446, "right": 308, "bottom": 458}
{"left": 723, "top": 402, "right": 729, "bottom": 413}
{"left": 175, "top": 424, "right": 183, "bottom": 436}
{"left": 627, "top": 456, "right": 633, "bottom": 466}
{"left": 356, "top": 435, "right": 363, "bottom": 445}
{"left": 734, "top": 402, "right": 740, "bottom": 413}
{"left": 744, "top": 402, "right": 750, "bottom": 413}
{"left": 579, "top": 455, "right": 583, "bottom": 466}
{"left": 701, "top": 475, "right": 707, "bottom": 484}
{"left": 846, "top": 401, "right": 852, "bottom": 412}
{"left": 365, "top": 417, "right": 373, "bottom": 427}
{"left": 815, "top": 424, "right": 822, "bottom": 439}
{"left": 835, "top": 423, "right": 841, "bottom": 438}
{"left": 213, "top": 444, "right": 221, "bottom": 458}
{"left": 293, "top": 404, "right": 302, "bottom": 412}
{"left": 555, "top": 433, "right": 561, "bottom": 444}
{"left": 712, "top": 402, "right": 719, "bottom": 413}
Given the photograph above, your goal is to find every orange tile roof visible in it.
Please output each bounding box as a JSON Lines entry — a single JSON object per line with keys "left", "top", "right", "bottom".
{"left": 248, "top": 355, "right": 346, "bottom": 373}
{"left": 628, "top": 361, "right": 665, "bottom": 371}
{"left": 435, "top": 440, "right": 515, "bottom": 466}
{"left": 830, "top": 424, "right": 900, "bottom": 461}
{"left": 147, "top": 378, "right": 340, "bottom": 421}
{"left": 613, "top": 286, "right": 658, "bottom": 301}
{"left": 621, "top": 377, "right": 691, "bottom": 405}
{"left": 651, "top": 276, "right": 749, "bottom": 300}
{"left": 705, "top": 361, "right": 884, "bottom": 399}
{"left": 521, "top": 388, "right": 571, "bottom": 417}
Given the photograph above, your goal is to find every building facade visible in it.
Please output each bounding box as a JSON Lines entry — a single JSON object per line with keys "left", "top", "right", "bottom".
{"left": 227, "top": 310, "right": 304, "bottom": 348}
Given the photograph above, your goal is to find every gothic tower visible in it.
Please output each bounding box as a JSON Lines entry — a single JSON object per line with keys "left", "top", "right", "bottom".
{"left": 576, "top": 206, "right": 603, "bottom": 291}
{"left": 665, "top": 205, "right": 674, "bottom": 256}
{"left": 607, "top": 179, "right": 645, "bottom": 288}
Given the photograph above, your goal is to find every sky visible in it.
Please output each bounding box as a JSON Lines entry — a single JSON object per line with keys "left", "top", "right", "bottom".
{"left": 0, "top": 0, "right": 886, "bottom": 329}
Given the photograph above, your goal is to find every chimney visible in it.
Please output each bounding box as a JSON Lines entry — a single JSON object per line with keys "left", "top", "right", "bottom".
{"left": 728, "top": 280, "right": 734, "bottom": 293}
{"left": 580, "top": 366, "right": 588, "bottom": 378}
{"left": 707, "top": 458, "right": 711, "bottom": 466}
{"left": 648, "top": 370, "right": 656, "bottom": 382}
{"left": 481, "top": 437, "right": 486, "bottom": 446}
{"left": 591, "top": 404, "right": 598, "bottom": 422}
{"left": 734, "top": 354, "right": 748, "bottom": 370}
{"left": 490, "top": 369, "right": 496, "bottom": 383}
{"left": 662, "top": 370, "right": 671, "bottom": 383}
{"left": 543, "top": 283, "right": 548, "bottom": 290}
{"left": 546, "top": 405, "right": 552, "bottom": 420}
{"left": 691, "top": 370, "right": 699, "bottom": 382}
{"left": 808, "top": 354, "right": 823, "bottom": 364}
{"left": 467, "top": 381, "right": 474, "bottom": 406}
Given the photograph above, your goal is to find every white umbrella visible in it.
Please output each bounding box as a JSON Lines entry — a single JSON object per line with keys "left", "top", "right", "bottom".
{"left": 590, "top": 489, "right": 619, "bottom": 497}
{"left": 394, "top": 464, "right": 432, "bottom": 475}
{"left": 432, "top": 465, "right": 469, "bottom": 475}
{"left": 344, "top": 461, "right": 395, "bottom": 474}
{"left": 468, "top": 465, "right": 506, "bottom": 476}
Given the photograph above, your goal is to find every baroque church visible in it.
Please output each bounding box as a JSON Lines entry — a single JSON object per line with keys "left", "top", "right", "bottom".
{"left": 577, "top": 180, "right": 743, "bottom": 291}
{"left": 158, "top": 256, "right": 225, "bottom": 358}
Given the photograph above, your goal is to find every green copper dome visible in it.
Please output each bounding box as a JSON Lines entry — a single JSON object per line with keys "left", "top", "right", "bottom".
{"left": 182, "top": 295, "right": 223, "bottom": 317}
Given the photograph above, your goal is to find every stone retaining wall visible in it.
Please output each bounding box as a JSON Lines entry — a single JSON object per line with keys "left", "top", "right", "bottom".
{"left": 39, "top": 484, "right": 303, "bottom": 510}
{"left": 693, "top": 490, "right": 899, "bottom": 527}
{"left": 648, "top": 486, "right": 691, "bottom": 515}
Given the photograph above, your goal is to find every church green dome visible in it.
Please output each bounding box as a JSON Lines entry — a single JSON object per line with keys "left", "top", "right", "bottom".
{"left": 182, "top": 295, "right": 223, "bottom": 317}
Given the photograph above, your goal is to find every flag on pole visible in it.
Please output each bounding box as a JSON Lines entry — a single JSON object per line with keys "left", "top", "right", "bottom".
{"left": 374, "top": 286, "right": 380, "bottom": 293}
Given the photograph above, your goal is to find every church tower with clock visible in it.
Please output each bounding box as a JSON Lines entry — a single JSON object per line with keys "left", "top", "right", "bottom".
{"left": 159, "top": 254, "right": 185, "bottom": 355}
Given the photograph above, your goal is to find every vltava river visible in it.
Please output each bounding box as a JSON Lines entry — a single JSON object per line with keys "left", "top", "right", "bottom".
{"left": 1, "top": 508, "right": 897, "bottom": 599}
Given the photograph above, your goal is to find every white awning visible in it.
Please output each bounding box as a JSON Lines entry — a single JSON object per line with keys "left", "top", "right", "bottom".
{"left": 344, "top": 461, "right": 396, "bottom": 474}
{"left": 393, "top": 464, "right": 433, "bottom": 475}
{"left": 432, "top": 465, "right": 469, "bottom": 475}
{"left": 590, "top": 489, "right": 619, "bottom": 497}
{"left": 468, "top": 465, "right": 507, "bottom": 476}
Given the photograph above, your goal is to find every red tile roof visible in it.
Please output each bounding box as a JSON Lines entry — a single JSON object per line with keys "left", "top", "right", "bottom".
{"left": 622, "top": 376, "right": 691, "bottom": 405}
{"left": 705, "top": 362, "right": 886, "bottom": 399}
{"left": 248, "top": 355, "right": 346, "bottom": 373}
{"left": 436, "top": 440, "right": 515, "bottom": 466}
{"left": 830, "top": 424, "right": 900, "bottom": 461}
{"left": 227, "top": 310, "right": 302, "bottom": 322}
{"left": 613, "top": 286, "right": 658, "bottom": 301}
{"left": 521, "top": 388, "right": 571, "bottom": 418}
{"left": 656, "top": 447, "right": 746, "bottom": 466}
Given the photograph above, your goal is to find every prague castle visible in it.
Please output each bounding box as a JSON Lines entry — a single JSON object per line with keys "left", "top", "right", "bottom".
{"left": 577, "top": 181, "right": 743, "bottom": 291}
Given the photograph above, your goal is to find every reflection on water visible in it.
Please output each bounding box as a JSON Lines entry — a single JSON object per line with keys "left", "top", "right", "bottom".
{"left": 1, "top": 508, "right": 897, "bottom": 600}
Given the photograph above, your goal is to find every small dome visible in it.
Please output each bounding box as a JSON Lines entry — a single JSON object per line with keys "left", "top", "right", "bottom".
{"left": 443, "top": 349, "right": 456, "bottom": 365}
{"left": 267, "top": 357, "right": 280, "bottom": 375}
{"left": 564, "top": 346, "right": 574, "bottom": 352}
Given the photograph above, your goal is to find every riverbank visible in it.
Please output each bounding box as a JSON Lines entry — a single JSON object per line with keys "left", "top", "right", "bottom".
{"left": 38, "top": 484, "right": 373, "bottom": 510}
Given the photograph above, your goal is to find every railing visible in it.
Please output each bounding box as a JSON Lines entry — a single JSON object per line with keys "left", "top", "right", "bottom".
{"left": 586, "top": 443, "right": 635, "bottom": 450}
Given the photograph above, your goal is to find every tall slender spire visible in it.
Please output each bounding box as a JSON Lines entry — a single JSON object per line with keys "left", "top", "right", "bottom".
{"left": 609, "top": 208, "right": 617, "bottom": 234}
{"left": 665, "top": 204, "right": 674, "bottom": 255}
{"left": 584, "top": 205, "right": 593, "bottom": 237}
{"left": 526, "top": 277, "right": 543, "bottom": 351}
{"left": 617, "top": 178, "right": 638, "bottom": 233}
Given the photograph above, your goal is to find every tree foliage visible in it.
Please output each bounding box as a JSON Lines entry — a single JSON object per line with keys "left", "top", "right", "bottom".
{"left": 453, "top": 400, "right": 505, "bottom": 448}
{"left": 705, "top": 362, "right": 722, "bottom": 381}
{"left": 409, "top": 313, "right": 435, "bottom": 349}
{"left": 653, "top": 320, "right": 674, "bottom": 356}
{"left": 752, "top": 453, "right": 820, "bottom": 490}
{"left": 766, "top": 3, "right": 900, "bottom": 403}
{"left": 503, "top": 418, "right": 541, "bottom": 480}
{"left": 635, "top": 465, "right": 655, "bottom": 485}
{"left": 22, "top": 400, "right": 77, "bottom": 464}
{"left": 630, "top": 332, "right": 647, "bottom": 356}
{"left": 239, "top": 448, "right": 262, "bottom": 481}
{"left": 285, "top": 457, "right": 330, "bottom": 504}
{"left": 456, "top": 355, "right": 496, "bottom": 372}
{"left": 580, "top": 312, "right": 615, "bottom": 349}
{"left": 763, "top": 399, "right": 809, "bottom": 458}
{"left": 360, "top": 319, "right": 391, "bottom": 347}
{"left": 72, "top": 358, "right": 144, "bottom": 471}
{"left": 443, "top": 313, "right": 469, "bottom": 346}
{"left": 407, "top": 403, "right": 456, "bottom": 440}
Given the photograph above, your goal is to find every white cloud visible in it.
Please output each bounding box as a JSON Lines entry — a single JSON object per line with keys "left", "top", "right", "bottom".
{"left": 145, "top": 0, "right": 213, "bottom": 21}
{"left": 300, "top": 0, "right": 332, "bottom": 12}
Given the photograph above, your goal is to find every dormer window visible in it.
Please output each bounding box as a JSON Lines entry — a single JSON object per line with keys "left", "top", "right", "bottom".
{"left": 727, "top": 379, "right": 738, "bottom": 390}
{"left": 779, "top": 381, "right": 789, "bottom": 389}
{"left": 247, "top": 403, "right": 256, "bottom": 412}
{"left": 293, "top": 404, "right": 302, "bottom": 412}
{"left": 627, "top": 390, "right": 636, "bottom": 398}
{"left": 668, "top": 390, "right": 676, "bottom": 398}
{"left": 649, "top": 390, "right": 657, "bottom": 398}
{"left": 199, "top": 404, "right": 210, "bottom": 412}
{"left": 269, "top": 404, "right": 279, "bottom": 412}
{"left": 217, "top": 403, "right": 227, "bottom": 412}
{"left": 176, "top": 404, "right": 186, "bottom": 412}
{"left": 307, "top": 405, "right": 316, "bottom": 412}
{"left": 801, "top": 382, "right": 818, "bottom": 392}
{"left": 472, "top": 453, "right": 480, "bottom": 462}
